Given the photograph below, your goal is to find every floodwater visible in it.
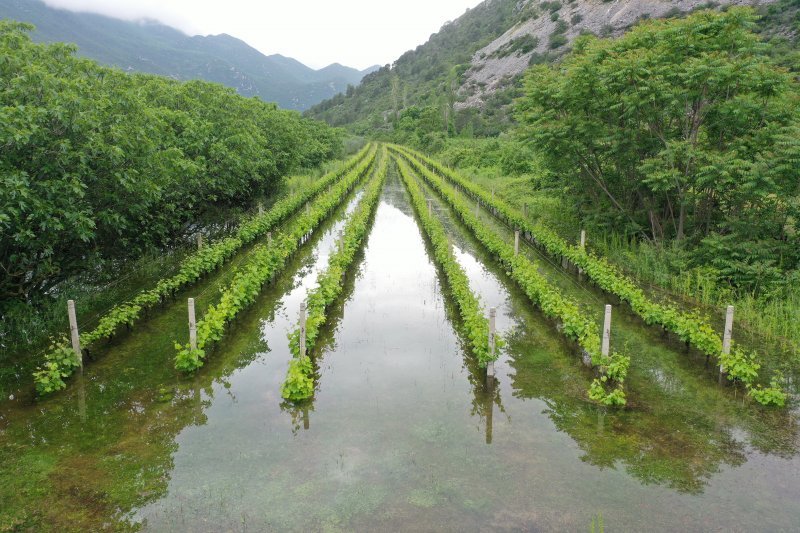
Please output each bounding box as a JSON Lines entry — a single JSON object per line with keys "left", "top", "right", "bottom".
{"left": 1, "top": 166, "right": 798, "bottom": 531}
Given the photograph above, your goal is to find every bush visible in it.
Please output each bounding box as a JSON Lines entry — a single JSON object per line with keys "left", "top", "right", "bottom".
{"left": 548, "top": 34, "right": 568, "bottom": 48}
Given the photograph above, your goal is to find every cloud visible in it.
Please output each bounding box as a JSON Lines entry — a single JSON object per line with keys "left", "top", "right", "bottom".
{"left": 42, "top": 0, "right": 485, "bottom": 69}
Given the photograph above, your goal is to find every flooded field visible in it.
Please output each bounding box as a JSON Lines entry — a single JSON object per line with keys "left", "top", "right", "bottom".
{"left": 1, "top": 167, "right": 798, "bottom": 532}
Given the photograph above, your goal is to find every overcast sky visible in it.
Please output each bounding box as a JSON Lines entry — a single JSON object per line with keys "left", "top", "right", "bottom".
{"left": 42, "top": 0, "right": 485, "bottom": 70}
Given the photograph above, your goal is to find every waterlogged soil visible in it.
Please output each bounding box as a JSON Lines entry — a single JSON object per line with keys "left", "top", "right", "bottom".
{"left": 1, "top": 169, "right": 799, "bottom": 531}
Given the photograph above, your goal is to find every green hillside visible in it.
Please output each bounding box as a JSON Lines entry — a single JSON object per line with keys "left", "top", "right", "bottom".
{"left": 0, "top": 0, "right": 377, "bottom": 110}
{"left": 307, "top": 0, "right": 800, "bottom": 141}
{"left": 306, "top": 0, "right": 520, "bottom": 138}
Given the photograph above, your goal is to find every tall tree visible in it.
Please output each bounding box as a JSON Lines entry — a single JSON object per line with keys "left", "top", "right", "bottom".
{"left": 516, "top": 8, "right": 799, "bottom": 289}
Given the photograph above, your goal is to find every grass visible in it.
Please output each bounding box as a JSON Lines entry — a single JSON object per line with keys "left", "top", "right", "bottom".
{"left": 594, "top": 233, "right": 800, "bottom": 352}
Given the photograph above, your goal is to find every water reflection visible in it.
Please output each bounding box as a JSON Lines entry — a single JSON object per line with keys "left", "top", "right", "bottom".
{"left": 410, "top": 163, "right": 800, "bottom": 496}
{"left": 0, "top": 168, "right": 797, "bottom": 531}
{"left": 0, "top": 180, "right": 363, "bottom": 530}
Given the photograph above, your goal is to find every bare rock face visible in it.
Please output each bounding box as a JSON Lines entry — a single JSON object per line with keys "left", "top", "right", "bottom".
{"left": 456, "top": 0, "right": 778, "bottom": 110}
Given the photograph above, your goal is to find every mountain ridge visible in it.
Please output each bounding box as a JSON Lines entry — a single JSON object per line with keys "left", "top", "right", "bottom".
{"left": 0, "top": 0, "right": 377, "bottom": 110}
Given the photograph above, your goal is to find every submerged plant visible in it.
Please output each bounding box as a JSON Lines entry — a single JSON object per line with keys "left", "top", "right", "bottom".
{"left": 395, "top": 145, "right": 787, "bottom": 407}
{"left": 281, "top": 355, "right": 315, "bottom": 401}
{"left": 281, "top": 147, "right": 388, "bottom": 401}
{"left": 32, "top": 340, "right": 81, "bottom": 395}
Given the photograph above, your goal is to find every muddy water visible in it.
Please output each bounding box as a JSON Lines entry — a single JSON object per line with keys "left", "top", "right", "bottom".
{"left": 1, "top": 169, "right": 799, "bottom": 531}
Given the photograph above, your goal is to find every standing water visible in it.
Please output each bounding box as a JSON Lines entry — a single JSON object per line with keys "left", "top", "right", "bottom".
{"left": 1, "top": 169, "right": 798, "bottom": 531}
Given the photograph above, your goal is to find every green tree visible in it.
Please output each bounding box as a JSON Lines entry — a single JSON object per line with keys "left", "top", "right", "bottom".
{"left": 516, "top": 8, "right": 800, "bottom": 291}
{"left": 0, "top": 21, "right": 341, "bottom": 302}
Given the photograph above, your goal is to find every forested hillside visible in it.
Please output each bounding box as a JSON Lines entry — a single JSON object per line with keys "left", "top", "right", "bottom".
{"left": 0, "top": 21, "right": 340, "bottom": 309}
{"left": 306, "top": 0, "right": 521, "bottom": 137}
{"left": 0, "top": 0, "right": 377, "bottom": 110}
{"left": 307, "top": 0, "right": 796, "bottom": 139}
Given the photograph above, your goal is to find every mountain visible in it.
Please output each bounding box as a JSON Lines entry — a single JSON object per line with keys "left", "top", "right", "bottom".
{"left": 306, "top": 0, "right": 790, "bottom": 135}
{"left": 0, "top": 0, "right": 379, "bottom": 110}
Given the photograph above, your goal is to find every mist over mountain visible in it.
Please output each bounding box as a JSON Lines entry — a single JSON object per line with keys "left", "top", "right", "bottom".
{"left": 0, "top": 0, "right": 379, "bottom": 110}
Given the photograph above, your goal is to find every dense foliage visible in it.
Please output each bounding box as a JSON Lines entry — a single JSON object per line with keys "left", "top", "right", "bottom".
{"left": 393, "top": 146, "right": 628, "bottom": 406}
{"left": 174, "top": 147, "right": 377, "bottom": 373}
{"left": 32, "top": 146, "right": 372, "bottom": 394}
{"left": 516, "top": 8, "right": 800, "bottom": 294}
{"left": 0, "top": 21, "right": 341, "bottom": 306}
{"left": 281, "top": 148, "right": 388, "bottom": 401}
{"left": 396, "top": 157, "right": 497, "bottom": 370}
{"left": 399, "top": 146, "right": 786, "bottom": 406}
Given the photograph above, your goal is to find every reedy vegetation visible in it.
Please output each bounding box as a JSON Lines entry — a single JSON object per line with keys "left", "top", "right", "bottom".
{"left": 174, "top": 147, "right": 378, "bottom": 372}
{"left": 396, "top": 157, "right": 496, "bottom": 370}
{"left": 392, "top": 146, "right": 627, "bottom": 406}
{"left": 281, "top": 147, "right": 389, "bottom": 401}
{"left": 395, "top": 146, "right": 786, "bottom": 407}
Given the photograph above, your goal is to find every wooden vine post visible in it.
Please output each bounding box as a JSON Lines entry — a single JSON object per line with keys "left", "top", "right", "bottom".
{"left": 514, "top": 230, "right": 520, "bottom": 256}
{"left": 188, "top": 298, "right": 197, "bottom": 351}
{"left": 487, "top": 307, "right": 497, "bottom": 385}
{"left": 258, "top": 202, "right": 264, "bottom": 216}
{"left": 578, "top": 229, "right": 586, "bottom": 275}
{"left": 602, "top": 305, "right": 612, "bottom": 357}
{"left": 720, "top": 305, "right": 734, "bottom": 381}
{"left": 299, "top": 301, "right": 307, "bottom": 358}
{"left": 196, "top": 233, "right": 203, "bottom": 250}
{"left": 67, "top": 299, "right": 83, "bottom": 369}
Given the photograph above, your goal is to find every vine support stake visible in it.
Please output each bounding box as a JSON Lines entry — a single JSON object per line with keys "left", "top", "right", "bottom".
{"left": 299, "top": 301, "right": 307, "bottom": 359}
{"left": 197, "top": 233, "right": 203, "bottom": 250}
{"left": 578, "top": 229, "right": 586, "bottom": 275}
{"left": 475, "top": 200, "right": 479, "bottom": 217}
{"left": 188, "top": 298, "right": 197, "bottom": 351}
{"left": 258, "top": 202, "right": 264, "bottom": 216}
{"left": 602, "top": 305, "right": 612, "bottom": 357}
{"left": 514, "top": 230, "right": 520, "bottom": 256}
{"left": 720, "top": 305, "right": 734, "bottom": 380}
{"left": 491, "top": 188, "right": 495, "bottom": 201}
{"left": 487, "top": 307, "right": 497, "bottom": 385}
{"left": 67, "top": 300, "right": 83, "bottom": 369}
